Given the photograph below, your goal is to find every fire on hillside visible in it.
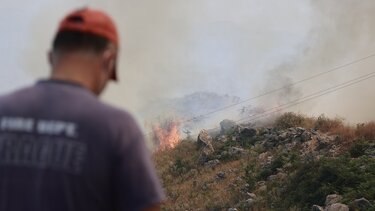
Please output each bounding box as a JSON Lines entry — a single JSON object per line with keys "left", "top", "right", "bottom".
{"left": 151, "top": 119, "right": 181, "bottom": 151}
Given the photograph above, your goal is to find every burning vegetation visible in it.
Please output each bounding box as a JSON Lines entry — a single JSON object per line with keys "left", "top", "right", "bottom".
{"left": 151, "top": 118, "right": 181, "bottom": 151}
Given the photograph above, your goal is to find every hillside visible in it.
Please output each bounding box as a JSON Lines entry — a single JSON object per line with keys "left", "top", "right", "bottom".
{"left": 153, "top": 113, "right": 375, "bottom": 211}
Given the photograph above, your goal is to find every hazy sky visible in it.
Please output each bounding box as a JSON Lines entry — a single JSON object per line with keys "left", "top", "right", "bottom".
{"left": 1, "top": 0, "right": 375, "bottom": 124}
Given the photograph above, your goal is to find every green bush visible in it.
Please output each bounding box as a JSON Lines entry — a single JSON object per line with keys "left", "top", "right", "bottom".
{"left": 257, "top": 155, "right": 284, "bottom": 180}
{"left": 274, "top": 156, "right": 375, "bottom": 210}
{"left": 170, "top": 157, "right": 192, "bottom": 176}
{"left": 244, "top": 167, "right": 257, "bottom": 191}
{"left": 350, "top": 140, "right": 369, "bottom": 158}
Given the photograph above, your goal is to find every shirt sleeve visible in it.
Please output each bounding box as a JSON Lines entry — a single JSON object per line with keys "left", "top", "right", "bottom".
{"left": 112, "top": 116, "right": 165, "bottom": 211}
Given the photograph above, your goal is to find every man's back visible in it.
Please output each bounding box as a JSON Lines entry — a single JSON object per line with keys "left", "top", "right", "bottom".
{"left": 0, "top": 80, "right": 164, "bottom": 211}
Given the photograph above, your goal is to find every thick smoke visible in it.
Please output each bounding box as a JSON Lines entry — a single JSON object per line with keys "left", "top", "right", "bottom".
{"left": 261, "top": 0, "right": 375, "bottom": 123}
{"left": 22, "top": 0, "right": 375, "bottom": 131}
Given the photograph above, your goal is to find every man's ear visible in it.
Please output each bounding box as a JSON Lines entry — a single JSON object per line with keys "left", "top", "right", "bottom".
{"left": 102, "top": 49, "right": 116, "bottom": 76}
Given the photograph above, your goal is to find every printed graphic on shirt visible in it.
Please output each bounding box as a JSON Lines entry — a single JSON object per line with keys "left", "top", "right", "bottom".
{"left": 0, "top": 117, "right": 78, "bottom": 138}
{"left": 0, "top": 117, "right": 86, "bottom": 174}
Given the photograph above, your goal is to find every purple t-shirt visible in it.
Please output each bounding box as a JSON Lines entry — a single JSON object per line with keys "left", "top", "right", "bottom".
{"left": 0, "top": 80, "right": 164, "bottom": 211}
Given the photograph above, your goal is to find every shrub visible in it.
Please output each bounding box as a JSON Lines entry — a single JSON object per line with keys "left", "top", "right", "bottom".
{"left": 331, "top": 125, "right": 356, "bottom": 143}
{"left": 274, "top": 112, "right": 308, "bottom": 129}
{"left": 314, "top": 114, "right": 344, "bottom": 132}
{"left": 170, "top": 157, "right": 191, "bottom": 176}
{"left": 244, "top": 163, "right": 257, "bottom": 191}
{"left": 257, "top": 154, "right": 284, "bottom": 180}
{"left": 276, "top": 156, "right": 375, "bottom": 210}
{"left": 356, "top": 122, "right": 375, "bottom": 140}
{"left": 312, "top": 115, "right": 357, "bottom": 143}
{"left": 349, "top": 140, "right": 371, "bottom": 158}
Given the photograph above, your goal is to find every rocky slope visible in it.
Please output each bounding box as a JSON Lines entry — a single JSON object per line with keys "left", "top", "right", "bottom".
{"left": 153, "top": 113, "right": 375, "bottom": 211}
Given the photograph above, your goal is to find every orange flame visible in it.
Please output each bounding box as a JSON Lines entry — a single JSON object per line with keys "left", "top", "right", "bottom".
{"left": 152, "top": 119, "right": 181, "bottom": 151}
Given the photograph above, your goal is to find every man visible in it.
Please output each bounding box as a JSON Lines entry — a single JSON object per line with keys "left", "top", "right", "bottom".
{"left": 0, "top": 8, "right": 164, "bottom": 211}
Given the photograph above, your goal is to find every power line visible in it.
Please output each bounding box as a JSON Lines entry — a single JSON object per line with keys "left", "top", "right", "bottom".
{"left": 147, "top": 53, "right": 375, "bottom": 140}
{"left": 183, "top": 53, "right": 375, "bottom": 123}
{"left": 235, "top": 71, "right": 375, "bottom": 124}
{"left": 191, "top": 71, "right": 375, "bottom": 134}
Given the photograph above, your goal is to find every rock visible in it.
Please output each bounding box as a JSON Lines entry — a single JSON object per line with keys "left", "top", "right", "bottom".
{"left": 325, "top": 194, "right": 343, "bottom": 206}
{"left": 312, "top": 205, "right": 324, "bottom": 211}
{"left": 325, "top": 203, "right": 349, "bottom": 211}
{"left": 204, "top": 159, "right": 220, "bottom": 168}
{"left": 350, "top": 197, "right": 372, "bottom": 210}
{"left": 256, "top": 181, "right": 266, "bottom": 187}
{"left": 217, "top": 135, "right": 228, "bottom": 142}
{"left": 255, "top": 181, "right": 267, "bottom": 193}
{"left": 300, "top": 131, "right": 312, "bottom": 142}
{"left": 239, "top": 127, "right": 258, "bottom": 138}
{"left": 276, "top": 172, "right": 287, "bottom": 180}
{"left": 220, "top": 119, "right": 237, "bottom": 134}
{"left": 216, "top": 172, "right": 226, "bottom": 179}
{"left": 263, "top": 139, "right": 278, "bottom": 149}
{"left": 227, "top": 208, "right": 238, "bottom": 211}
{"left": 197, "top": 130, "right": 215, "bottom": 158}
{"left": 258, "top": 152, "right": 271, "bottom": 165}
{"left": 278, "top": 131, "right": 288, "bottom": 139}
{"left": 247, "top": 192, "right": 257, "bottom": 199}
{"left": 228, "top": 147, "right": 245, "bottom": 156}
{"left": 268, "top": 174, "right": 278, "bottom": 181}
{"left": 257, "top": 185, "right": 267, "bottom": 193}
{"left": 197, "top": 130, "right": 214, "bottom": 149}
{"left": 267, "top": 171, "right": 287, "bottom": 181}
{"left": 296, "top": 127, "right": 306, "bottom": 133}
{"left": 259, "top": 128, "right": 270, "bottom": 135}
{"left": 243, "top": 183, "right": 250, "bottom": 189}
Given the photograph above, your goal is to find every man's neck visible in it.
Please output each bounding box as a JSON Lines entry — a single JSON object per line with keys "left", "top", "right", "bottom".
{"left": 49, "top": 53, "right": 103, "bottom": 95}
{"left": 50, "top": 70, "right": 98, "bottom": 95}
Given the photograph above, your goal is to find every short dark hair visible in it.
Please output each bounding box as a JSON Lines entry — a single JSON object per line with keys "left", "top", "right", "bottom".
{"left": 52, "top": 30, "right": 110, "bottom": 54}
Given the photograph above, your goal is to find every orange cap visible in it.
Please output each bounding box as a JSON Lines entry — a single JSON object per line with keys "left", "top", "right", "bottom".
{"left": 57, "top": 8, "right": 119, "bottom": 80}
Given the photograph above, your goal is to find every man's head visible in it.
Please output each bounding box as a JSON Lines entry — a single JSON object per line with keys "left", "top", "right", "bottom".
{"left": 49, "top": 8, "right": 119, "bottom": 95}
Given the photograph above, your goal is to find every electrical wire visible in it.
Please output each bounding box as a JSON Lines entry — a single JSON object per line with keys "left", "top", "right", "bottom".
{"left": 183, "top": 53, "right": 375, "bottom": 123}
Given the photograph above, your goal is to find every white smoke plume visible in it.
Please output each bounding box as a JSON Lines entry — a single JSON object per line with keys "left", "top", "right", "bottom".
{"left": 10, "top": 0, "right": 375, "bottom": 132}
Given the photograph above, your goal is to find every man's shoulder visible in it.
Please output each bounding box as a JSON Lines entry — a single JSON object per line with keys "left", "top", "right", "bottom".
{"left": 95, "top": 101, "right": 137, "bottom": 126}
{"left": 0, "top": 83, "right": 137, "bottom": 126}
{"left": 0, "top": 85, "right": 36, "bottom": 105}
{"left": 95, "top": 102, "right": 143, "bottom": 149}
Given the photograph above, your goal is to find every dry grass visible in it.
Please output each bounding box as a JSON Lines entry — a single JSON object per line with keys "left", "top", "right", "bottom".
{"left": 314, "top": 114, "right": 344, "bottom": 132}
{"left": 274, "top": 113, "right": 363, "bottom": 144}
{"left": 153, "top": 138, "right": 268, "bottom": 210}
{"left": 356, "top": 121, "right": 375, "bottom": 140}
{"left": 162, "top": 161, "right": 245, "bottom": 210}
{"left": 329, "top": 125, "right": 356, "bottom": 142}
{"left": 154, "top": 141, "right": 250, "bottom": 210}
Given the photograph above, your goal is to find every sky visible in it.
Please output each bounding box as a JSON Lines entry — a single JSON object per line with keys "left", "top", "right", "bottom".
{"left": 1, "top": 0, "right": 375, "bottom": 126}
